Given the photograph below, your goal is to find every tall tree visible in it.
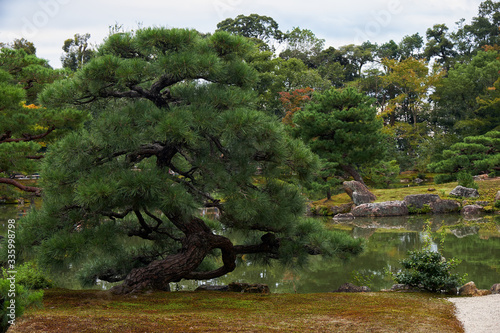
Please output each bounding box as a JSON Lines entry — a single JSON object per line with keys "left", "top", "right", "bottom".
{"left": 61, "top": 33, "right": 95, "bottom": 71}
{"left": 293, "top": 87, "right": 386, "bottom": 191}
{"left": 280, "top": 27, "right": 325, "bottom": 67}
{"left": 431, "top": 49, "right": 500, "bottom": 136}
{"left": 16, "top": 28, "right": 363, "bottom": 294}
{"left": 424, "top": 24, "right": 457, "bottom": 69}
{"left": 216, "top": 14, "right": 284, "bottom": 52}
{"left": 0, "top": 46, "right": 86, "bottom": 196}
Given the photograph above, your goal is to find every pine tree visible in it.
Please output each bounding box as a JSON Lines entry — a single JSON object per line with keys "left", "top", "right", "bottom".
{"left": 292, "top": 87, "right": 386, "bottom": 191}
{"left": 14, "top": 28, "right": 363, "bottom": 294}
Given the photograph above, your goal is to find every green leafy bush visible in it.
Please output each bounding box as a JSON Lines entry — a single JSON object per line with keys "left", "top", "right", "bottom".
{"left": 456, "top": 171, "right": 478, "bottom": 190}
{"left": 9, "top": 262, "right": 54, "bottom": 290}
{"left": 391, "top": 223, "right": 466, "bottom": 293}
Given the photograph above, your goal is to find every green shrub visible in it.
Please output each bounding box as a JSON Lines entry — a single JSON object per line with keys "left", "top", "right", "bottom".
{"left": 0, "top": 278, "right": 43, "bottom": 333}
{"left": 495, "top": 200, "right": 500, "bottom": 209}
{"left": 407, "top": 204, "right": 432, "bottom": 215}
{"left": 391, "top": 222, "right": 466, "bottom": 293}
{"left": 7, "top": 262, "right": 54, "bottom": 290}
{"left": 434, "top": 174, "right": 455, "bottom": 184}
{"left": 456, "top": 171, "right": 478, "bottom": 190}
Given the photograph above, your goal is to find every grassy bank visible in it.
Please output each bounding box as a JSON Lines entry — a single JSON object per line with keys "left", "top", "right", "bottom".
{"left": 8, "top": 289, "right": 463, "bottom": 333}
{"left": 311, "top": 177, "right": 500, "bottom": 215}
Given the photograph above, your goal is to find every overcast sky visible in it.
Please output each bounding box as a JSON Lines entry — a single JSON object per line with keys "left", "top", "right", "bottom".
{"left": 0, "top": 0, "right": 485, "bottom": 68}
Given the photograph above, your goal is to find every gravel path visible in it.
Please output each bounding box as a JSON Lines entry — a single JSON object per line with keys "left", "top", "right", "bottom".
{"left": 448, "top": 294, "right": 500, "bottom": 333}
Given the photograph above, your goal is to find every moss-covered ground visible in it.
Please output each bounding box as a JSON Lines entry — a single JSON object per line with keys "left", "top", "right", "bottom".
{"left": 9, "top": 288, "right": 463, "bottom": 333}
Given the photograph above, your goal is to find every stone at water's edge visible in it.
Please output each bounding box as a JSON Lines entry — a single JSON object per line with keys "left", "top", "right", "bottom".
{"left": 351, "top": 201, "right": 408, "bottom": 217}
{"left": 491, "top": 283, "right": 500, "bottom": 294}
{"left": 459, "top": 281, "right": 492, "bottom": 296}
{"left": 461, "top": 204, "right": 484, "bottom": 216}
{"left": 429, "top": 199, "right": 461, "bottom": 214}
{"left": 403, "top": 194, "right": 440, "bottom": 209}
{"left": 450, "top": 185, "right": 479, "bottom": 198}
{"left": 343, "top": 181, "right": 376, "bottom": 206}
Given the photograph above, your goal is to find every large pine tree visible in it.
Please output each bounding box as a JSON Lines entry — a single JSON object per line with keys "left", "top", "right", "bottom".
{"left": 14, "top": 28, "right": 363, "bottom": 294}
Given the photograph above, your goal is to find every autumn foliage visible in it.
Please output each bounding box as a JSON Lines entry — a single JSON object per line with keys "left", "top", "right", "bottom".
{"left": 279, "top": 87, "right": 313, "bottom": 125}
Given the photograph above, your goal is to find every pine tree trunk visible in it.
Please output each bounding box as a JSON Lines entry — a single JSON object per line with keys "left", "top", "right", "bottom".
{"left": 341, "top": 164, "right": 365, "bottom": 185}
{"left": 110, "top": 217, "right": 239, "bottom": 295}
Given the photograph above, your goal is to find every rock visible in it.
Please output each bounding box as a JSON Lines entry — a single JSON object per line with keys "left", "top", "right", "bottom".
{"left": 333, "top": 283, "right": 371, "bottom": 293}
{"left": 490, "top": 283, "right": 500, "bottom": 294}
{"left": 403, "top": 194, "right": 440, "bottom": 209}
{"left": 413, "top": 178, "right": 423, "bottom": 184}
{"left": 429, "top": 199, "right": 461, "bottom": 214}
{"left": 328, "top": 203, "right": 353, "bottom": 215}
{"left": 495, "top": 191, "right": 500, "bottom": 202}
{"left": 343, "top": 181, "right": 376, "bottom": 206}
{"left": 450, "top": 186, "right": 479, "bottom": 198}
{"left": 352, "top": 192, "right": 374, "bottom": 206}
{"left": 381, "top": 284, "right": 419, "bottom": 292}
{"left": 461, "top": 204, "right": 484, "bottom": 216}
{"left": 458, "top": 281, "right": 491, "bottom": 296}
{"left": 351, "top": 201, "right": 408, "bottom": 217}
{"left": 475, "top": 201, "right": 489, "bottom": 206}
{"left": 459, "top": 281, "right": 478, "bottom": 296}
{"left": 427, "top": 188, "right": 436, "bottom": 192}
{"left": 228, "top": 282, "right": 270, "bottom": 294}
{"left": 332, "top": 213, "right": 355, "bottom": 220}
{"left": 195, "top": 285, "right": 229, "bottom": 292}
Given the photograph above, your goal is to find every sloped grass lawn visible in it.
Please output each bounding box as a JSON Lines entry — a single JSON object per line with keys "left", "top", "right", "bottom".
{"left": 9, "top": 289, "right": 463, "bottom": 332}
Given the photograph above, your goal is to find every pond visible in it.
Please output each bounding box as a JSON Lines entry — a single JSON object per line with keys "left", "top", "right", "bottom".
{"left": 1, "top": 204, "right": 499, "bottom": 293}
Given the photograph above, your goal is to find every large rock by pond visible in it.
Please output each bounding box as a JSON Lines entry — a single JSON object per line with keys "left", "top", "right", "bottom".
{"left": 351, "top": 201, "right": 408, "bottom": 217}
{"left": 403, "top": 194, "right": 440, "bottom": 210}
{"left": 429, "top": 199, "right": 461, "bottom": 214}
{"left": 343, "top": 181, "right": 376, "bottom": 206}
{"left": 450, "top": 185, "right": 479, "bottom": 198}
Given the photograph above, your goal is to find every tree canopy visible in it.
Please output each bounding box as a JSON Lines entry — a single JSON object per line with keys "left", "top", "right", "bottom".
{"left": 292, "top": 87, "right": 386, "bottom": 191}
{"left": 0, "top": 46, "right": 87, "bottom": 197}
{"left": 16, "top": 28, "right": 363, "bottom": 294}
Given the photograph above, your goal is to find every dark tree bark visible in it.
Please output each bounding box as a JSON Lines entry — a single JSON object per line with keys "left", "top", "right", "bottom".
{"left": 0, "top": 177, "right": 41, "bottom": 196}
{"left": 341, "top": 164, "right": 365, "bottom": 185}
{"left": 110, "top": 217, "right": 281, "bottom": 294}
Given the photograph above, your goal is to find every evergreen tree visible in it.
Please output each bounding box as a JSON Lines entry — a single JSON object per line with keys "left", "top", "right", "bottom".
{"left": 428, "top": 130, "right": 500, "bottom": 178}
{"left": 292, "top": 87, "right": 386, "bottom": 194}
{"left": 0, "top": 50, "right": 86, "bottom": 196}
{"left": 14, "top": 28, "right": 363, "bottom": 294}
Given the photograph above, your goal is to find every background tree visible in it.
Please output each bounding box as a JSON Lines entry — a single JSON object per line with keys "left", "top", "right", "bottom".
{"left": 216, "top": 14, "right": 284, "bottom": 52}
{"left": 15, "top": 28, "right": 363, "bottom": 294}
{"left": 431, "top": 49, "right": 500, "bottom": 136}
{"left": 249, "top": 51, "right": 330, "bottom": 116}
{"left": 61, "top": 33, "right": 95, "bottom": 71}
{"left": 0, "top": 69, "right": 87, "bottom": 196}
{"left": 279, "top": 27, "right": 325, "bottom": 67}
{"left": 0, "top": 46, "right": 67, "bottom": 104}
{"left": 428, "top": 130, "right": 500, "bottom": 180}
{"left": 424, "top": 24, "right": 457, "bottom": 69}
{"left": 293, "top": 87, "right": 386, "bottom": 194}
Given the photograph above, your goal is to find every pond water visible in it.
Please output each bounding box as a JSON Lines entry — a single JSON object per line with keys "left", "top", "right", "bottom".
{"left": 2, "top": 204, "right": 499, "bottom": 293}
